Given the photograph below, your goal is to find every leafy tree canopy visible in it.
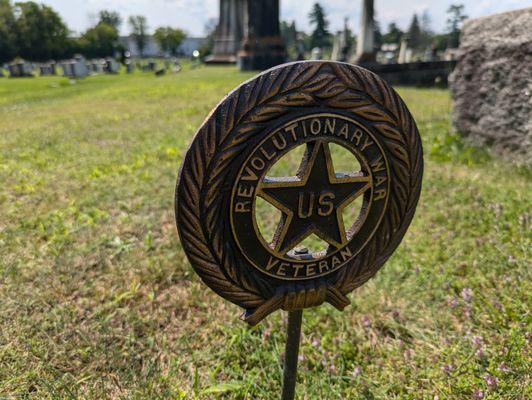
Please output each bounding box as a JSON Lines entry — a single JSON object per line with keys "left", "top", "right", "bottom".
{"left": 128, "top": 15, "right": 148, "bottom": 57}
{"left": 79, "top": 22, "right": 119, "bottom": 58}
{"left": 98, "top": 10, "right": 121, "bottom": 30}
{"left": 154, "top": 27, "right": 186, "bottom": 57}
{"left": 13, "top": 1, "right": 71, "bottom": 61}
{"left": 447, "top": 4, "right": 468, "bottom": 48}
{"left": 407, "top": 14, "right": 422, "bottom": 49}
{"left": 382, "top": 22, "right": 404, "bottom": 44}
{"left": 0, "top": 0, "right": 17, "bottom": 63}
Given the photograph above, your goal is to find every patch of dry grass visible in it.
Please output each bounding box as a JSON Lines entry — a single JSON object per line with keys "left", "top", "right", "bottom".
{"left": 0, "top": 67, "right": 530, "bottom": 399}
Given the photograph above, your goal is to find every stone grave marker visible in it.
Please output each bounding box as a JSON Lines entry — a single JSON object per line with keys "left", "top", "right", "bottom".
{"left": 39, "top": 61, "right": 56, "bottom": 76}
{"left": 450, "top": 8, "right": 532, "bottom": 163}
{"left": 61, "top": 55, "right": 88, "bottom": 78}
{"left": 206, "top": 0, "right": 244, "bottom": 64}
{"left": 8, "top": 61, "right": 33, "bottom": 77}
{"left": 238, "top": 0, "right": 286, "bottom": 71}
{"left": 125, "top": 61, "right": 134, "bottom": 74}
{"left": 104, "top": 58, "right": 119, "bottom": 74}
{"left": 88, "top": 60, "right": 104, "bottom": 74}
{"left": 310, "top": 47, "right": 323, "bottom": 60}
{"left": 351, "top": 0, "right": 376, "bottom": 65}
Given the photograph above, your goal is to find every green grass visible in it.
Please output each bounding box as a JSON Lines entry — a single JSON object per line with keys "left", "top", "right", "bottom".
{"left": 0, "top": 66, "right": 530, "bottom": 399}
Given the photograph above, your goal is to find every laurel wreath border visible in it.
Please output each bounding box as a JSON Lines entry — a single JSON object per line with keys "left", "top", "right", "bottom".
{"left": 175, "top": 61, "right": 423, "bottom": 312}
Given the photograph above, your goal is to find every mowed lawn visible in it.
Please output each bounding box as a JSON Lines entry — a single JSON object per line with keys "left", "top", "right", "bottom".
{"left": 0, "top": 66, "right": 530, "bottom": 399}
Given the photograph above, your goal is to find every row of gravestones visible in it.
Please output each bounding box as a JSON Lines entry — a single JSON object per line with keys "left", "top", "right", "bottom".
{"left": 0, "top": 56, "right": 185, "bottom": 78}
{"left": 0, "top": 55, "right": 121, "bottom": 78}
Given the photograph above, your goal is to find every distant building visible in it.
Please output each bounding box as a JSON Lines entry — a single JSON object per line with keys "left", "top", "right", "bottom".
{"left": 119, "top": 36, "right": 206, "bottom": 58}
{"left": 179, "top": 38, "right": 206, "bottom": 56}
{"left": 119, "top": 36, "right": 160, "bottom": 57}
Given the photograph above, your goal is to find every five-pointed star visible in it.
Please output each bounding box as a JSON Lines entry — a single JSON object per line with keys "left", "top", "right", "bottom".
{"left": 258, "top": 140, "right": 372, "bottom": 255}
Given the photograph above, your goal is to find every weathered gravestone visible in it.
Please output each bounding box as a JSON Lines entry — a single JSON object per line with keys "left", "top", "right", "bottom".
{"left": 450, "top": 8, "right": 532, "bottom": 163}
{"left": 175, "top": 61, "right": 423, "bottom": 399}
{"left": 206, "top": 0, "right": 245, "bottom": 64}
{"left": 39, "top": 61, "right": 56, "bottom": 76}
{"left": 8, "top": 61, "right": 33, "bottom": 77}
{"left": 238, "top": 0, "right": 286, "bottom": 71}
{"left": 125, "top": 61, "right": 134, "bottom": 74}
{"left": 104, "top": 58, "right": 120, "bottom": 74}
{"left": 207, "top": 0, "right": 286, "bottom": 70}
{"left": 397, "top": 37, "right": 412, "bottom": 64}
{"left": 310, "top": 47, "right": 323, "bottom": 60}
{"left": 88, "top": 60, "right": 104, "bottom": 74}
{"left": 61, "top": 55, "right": 88, "bottom": 78}
{"left": 351, "top": 0, "right": 376, "bottom": 65}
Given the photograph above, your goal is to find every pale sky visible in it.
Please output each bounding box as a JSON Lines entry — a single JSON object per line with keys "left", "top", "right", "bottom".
{"left": 39, "top": 0, "right": 532, "bottom": 37}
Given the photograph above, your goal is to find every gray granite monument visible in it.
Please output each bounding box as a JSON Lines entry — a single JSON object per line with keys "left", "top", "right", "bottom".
{"left": 8, "top": 60, "right": 33, "bottom": 77}
{"left": 61, "top": 55, "right": 88, "bottom": 78}
{"left": 39, "top": 61, "right": 57, "bottom": 76}
{"left": 397, "top": 37, "right": 412, "bottom": 64}
{"left": 238, "top": 0, "right": 286, "bottom": 70}
{"left": 207, "top": 0, "right": 286, "bottom": 69}
{"left": 206, "top": 0, "right": 245, "bottom": 64}
{"left": 450, "top": 8, "right": 532, "bottom": 163}
{"left": 351, "top": 0, "right": 376, "bottom": 64}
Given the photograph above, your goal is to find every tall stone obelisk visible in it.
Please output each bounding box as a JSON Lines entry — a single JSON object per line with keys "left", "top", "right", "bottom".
{"left": 206, "top": 0, "right": 245, "bottom": 64}
{"left": 351, "top": 0, "right": 376, "bottom": 64}
{"left": 238, "top": 0, "right": 286, "bottom": 70}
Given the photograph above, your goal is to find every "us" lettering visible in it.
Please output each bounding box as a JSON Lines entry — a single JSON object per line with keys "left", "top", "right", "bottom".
{"left": 297, "top": 192, "right": 335, "bottom": 218}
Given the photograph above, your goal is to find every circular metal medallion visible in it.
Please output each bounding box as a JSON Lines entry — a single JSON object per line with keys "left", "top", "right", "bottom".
{"left": 175, "top": 62, "right": 423, "bottom": 325}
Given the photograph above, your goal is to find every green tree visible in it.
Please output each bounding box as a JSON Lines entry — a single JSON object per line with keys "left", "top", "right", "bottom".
{"left": 281, "top": 20, "right": 298, "bottom": 59}
{"left": 98, "top": 10, "right": 121, "bottom": 30}
{"left": 308, "top": 2, "right": 331, "bottom": 49}
{"left": 382, "top": 22, "right": 404, "bottom": 44}
{"left": 13, "top": 1, "right": 70, "bottom": 61}
{"left": 433, "top": 33, "right": 450, "bottom": 52}
{"left": 79, "top": 22, "right": 119, "bottom": 58}
{"left": 407, "top": 13, "right": 422, "bottom": 49}
{"left": 0, "top": 0, "right": 17, "bottom": 63}
{"left": 154, "top": 27, "right": 186, "bottom": 57}
{"left": 128, "top": 15, "right": 148, "bottom": 57}
{"left": 420, "top": 10, "right": 433, "bottom": 35}
{"left": 447, "top": 4, "right": 467, "bottom": 48}
{"left": 77, "top": 10, "right": 122, "bottom": 59}
{"left": 419, "top": 10, "right": 434, "bottom": 48}
{"left": 281, "top": 20, "right": 297, "bottom": 48}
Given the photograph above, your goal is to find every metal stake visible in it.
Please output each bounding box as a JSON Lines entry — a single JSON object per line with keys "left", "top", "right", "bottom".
{"left": 281, "top": 310, "right": 303, "bottom": 400}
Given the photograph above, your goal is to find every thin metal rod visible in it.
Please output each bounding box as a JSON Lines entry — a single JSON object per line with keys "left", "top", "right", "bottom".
{"left": 281, "top": 310, "right": 303, "bottom": 400}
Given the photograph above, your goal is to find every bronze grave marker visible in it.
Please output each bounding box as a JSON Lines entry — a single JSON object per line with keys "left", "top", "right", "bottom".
{"left": 175, "top": 61, "right": 423, "bottom": 399}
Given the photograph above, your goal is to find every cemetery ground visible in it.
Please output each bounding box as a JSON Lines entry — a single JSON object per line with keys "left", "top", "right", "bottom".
{"left": 0, "top": 66, "right": 530, "bottom": 399}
